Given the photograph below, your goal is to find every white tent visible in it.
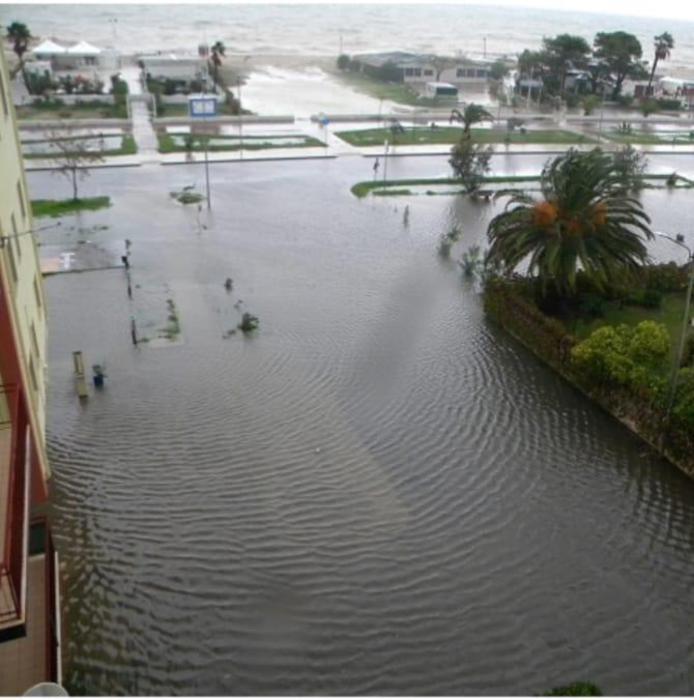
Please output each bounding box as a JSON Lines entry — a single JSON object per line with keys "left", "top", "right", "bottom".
{"left": 32, "top": 39, "right": 67, "bottom": 56}
{"left": 66, "top": 41, "right": 102, "bottom": 56}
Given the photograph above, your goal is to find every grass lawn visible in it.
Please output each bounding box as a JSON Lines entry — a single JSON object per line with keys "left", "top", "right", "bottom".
{"left": 603, "top": 130, "right": 694, "bottom": 145}
{"left": 570, "top": 292, "right": 688, "bottom": 363}
{"left": 31, "top": 196, "right": 111, "bottom": 218}
{"left": 22, "top": 134, "right": 137, "bottom": 159}
{"left": 332, "top": 71, "right": 443, "bottom": 107}
{"left": 16, "top": 102, "right": 128, "bottom": 121}
{"left": 157, "top": 132, "right": 325, "bottom": 153}
{"left": 352, "top": 175, "right": 540, "bottom": 198}
{"left": 336, "top": 126, "right": 592, "bottom": 147}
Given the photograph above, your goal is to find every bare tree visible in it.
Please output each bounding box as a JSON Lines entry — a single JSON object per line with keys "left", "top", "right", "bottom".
{"left": 47, "top": 129, "right": 105, "bottom": 200}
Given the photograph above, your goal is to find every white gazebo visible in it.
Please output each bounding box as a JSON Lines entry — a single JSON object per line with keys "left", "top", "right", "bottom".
{"left": 31, "top": 39, "right": 67, "bottom": 61}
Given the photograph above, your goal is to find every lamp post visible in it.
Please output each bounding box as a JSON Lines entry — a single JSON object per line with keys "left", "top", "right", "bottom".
{"left": 655, "top": 231, "right": 694, "bottom": 433}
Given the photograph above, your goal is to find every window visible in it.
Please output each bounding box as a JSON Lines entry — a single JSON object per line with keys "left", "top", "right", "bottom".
{"left": 0, "top": 70, "right": 8, "bottom": 118}
{"left": 423, "top": 69, "right": 433, "bottom": 77}
{"left": 17, "top": 181, "right": 26, "bottom": 219}
{"left": 476, "top": 69, "right": 488, "bottom": 79}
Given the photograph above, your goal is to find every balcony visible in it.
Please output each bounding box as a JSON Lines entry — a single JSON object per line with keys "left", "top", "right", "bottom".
{"left": 0, "top": 518, "right": 62, "bottom": 694}
{"left": 0, "top": 382, "right": 29, "bottom": 636}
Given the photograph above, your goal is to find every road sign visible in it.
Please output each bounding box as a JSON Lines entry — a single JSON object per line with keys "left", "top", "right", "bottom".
{"left": 188, "top": 96, "right": 218, "bottom": 119}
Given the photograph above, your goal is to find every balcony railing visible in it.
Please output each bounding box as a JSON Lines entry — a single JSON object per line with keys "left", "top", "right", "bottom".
{"left": 0, "top": 383, "right": 29, "bottom": 633}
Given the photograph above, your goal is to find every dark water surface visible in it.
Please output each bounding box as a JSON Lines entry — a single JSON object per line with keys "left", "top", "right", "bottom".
{"left": 30, "top": 156, "right": 694, "bottom": 695}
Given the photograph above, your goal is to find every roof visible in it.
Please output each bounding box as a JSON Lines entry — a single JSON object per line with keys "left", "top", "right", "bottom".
{"left": 32, "top": 39, "right": 67, "bottom": 55}
{"left": 66, "top": 41, "right": 102, "bottom": 55}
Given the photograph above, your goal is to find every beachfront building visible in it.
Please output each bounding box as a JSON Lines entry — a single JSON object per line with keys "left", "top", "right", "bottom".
{"left": 0, "top": 49, "right": 62, "bottom": 695}
{"left": 348, "top": 51, "right": 491, "bottom": 90}
{"left": 139, "top": 53, "right": 206, "bottom": 83}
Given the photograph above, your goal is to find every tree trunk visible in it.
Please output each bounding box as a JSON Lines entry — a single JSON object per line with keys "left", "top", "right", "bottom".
{"left": 647, "top": 57, "right": 659, "bottom": 95}
{"left": 71, "top": 168, "right": 78, "bottom": 201}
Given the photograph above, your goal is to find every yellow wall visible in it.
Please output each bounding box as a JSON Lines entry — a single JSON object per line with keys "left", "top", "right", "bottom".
{"left": 0, "top": 50, "right": 49, "bottom": 476}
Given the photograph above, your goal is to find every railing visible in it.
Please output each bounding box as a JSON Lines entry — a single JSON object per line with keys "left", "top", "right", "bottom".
{"left": 0, "top": 383, "right": 28, "bottom": 627}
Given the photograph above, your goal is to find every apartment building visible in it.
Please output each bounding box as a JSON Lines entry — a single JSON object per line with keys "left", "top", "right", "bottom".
{"left": 0, "top": 49, "right": 62, "bottom": 693}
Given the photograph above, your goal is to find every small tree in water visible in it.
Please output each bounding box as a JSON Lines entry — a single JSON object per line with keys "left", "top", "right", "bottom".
{"left": 438, "top": 227, "right": 461, "bottom": 258}
{"left": 449, "top": 136, "right": 493, "bottom": 193}
{"left": 48, "top": 129, "right": 105, "bottom": 200}
{"left": 238, "top": 312, "right": 259, "bottom": 334}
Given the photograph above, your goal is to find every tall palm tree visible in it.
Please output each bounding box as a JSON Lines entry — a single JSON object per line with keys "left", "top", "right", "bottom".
{"left": 486, "top": 149, "right": 653, "bottom": 295}
{"left": 646, "top": 32, "right": 674, "bottom": 95}
{"left": 450, "top": 104, "right": 494, "bottom": 135}
{"left": 6, "top": 22, "right": 31, "bottom": 85}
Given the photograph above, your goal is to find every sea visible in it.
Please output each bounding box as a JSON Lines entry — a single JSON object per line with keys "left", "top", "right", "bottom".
{"left": 3, "top": 3, "right": 694, "bottom": 75}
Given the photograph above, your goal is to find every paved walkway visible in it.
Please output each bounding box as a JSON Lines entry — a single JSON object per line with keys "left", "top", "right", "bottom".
{"left": 130, "top": 98, "right": 160, "bottom": 164}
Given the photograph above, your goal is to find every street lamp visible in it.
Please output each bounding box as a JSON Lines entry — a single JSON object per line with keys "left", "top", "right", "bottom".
{"left": 655, "top": 231, "right": 694, "bottom": 432}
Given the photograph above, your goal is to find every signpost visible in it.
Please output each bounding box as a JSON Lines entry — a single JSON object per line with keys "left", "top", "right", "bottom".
{"left": 188, "top": 94, "right": 218, "bottom": 209}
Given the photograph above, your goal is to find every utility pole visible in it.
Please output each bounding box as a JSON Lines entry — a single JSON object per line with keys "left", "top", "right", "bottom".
{"left": 382, "top": 139, "right": 389, "bottom": 183}
{"left": 238, "top": 78, "right": 243, "bottom": 160}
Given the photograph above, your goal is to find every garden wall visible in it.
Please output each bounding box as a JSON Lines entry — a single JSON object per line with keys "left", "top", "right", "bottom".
{"left": 484, "top": 278, "right": 694, "bottom": 478}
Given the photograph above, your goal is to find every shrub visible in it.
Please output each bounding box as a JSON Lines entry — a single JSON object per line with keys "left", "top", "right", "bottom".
{"left": 640, "top": 262, "right": 688, "bottom": 292}
{"left": 582, "top": 95, "right": 600, "bottom": 116}
{"left": 571, "top": 321, "right": 670, "bottom": 393}
{"left": 438, "top": 227, "right": 461, "bottom": 258}
{"left": 640, "top": 98, "right": 659, "bottom": 117}
{"left": 673, "top": 367, "right": 694, "bottom": 425}
{"left": 337, "top": 54, "right": 350, "bottom": 71}
{"left": 614, "top": 94, "right": 633, "bottom": 108}
{"left": 578, "top": 293, "right": 606, "bottom": 318}
{"left": 680, "top": 334, "right": 694, "bottom": 368}
{"left": 657, "top": 97, "right": 682, "bottom": 111}
{"left": 565, "top": 93, "right": 580, "bottom": 109}
{"left": 459, "top": 245, "right": 483, "bottom": 277}
{"left": 666, "top": 172, "right": 678, "bottom": 187}
{"left": 449, "top": 138, "right": 492, "bottom": 193}
{"left": 544, "top": 682, "right": 602, "bottom": 696}
{"left": 624, "top": 288, "right": 662, "bottom": 308}
{"left": 238, "top": 312, "right": 260, "bottom": 333}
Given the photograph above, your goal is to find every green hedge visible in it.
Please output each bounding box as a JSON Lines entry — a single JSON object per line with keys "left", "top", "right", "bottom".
{"left": 484, "top": 277, "right": 694, "bottom": 477}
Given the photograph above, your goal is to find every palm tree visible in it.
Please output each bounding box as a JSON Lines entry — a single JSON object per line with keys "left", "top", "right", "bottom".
{"left": 646, "top": 32, "right": 674, "bottom": 95}
{"left": 486, "top": 149, "right": 653, "bottom": 295}
{"left": 6, "top": 22, "right": 31, "bottom": 85}
{"left": 450, "top": 104, "right": 494, "bottom": 135}
{"left": 210, "top": 40, "right": 226, "bottom": 89}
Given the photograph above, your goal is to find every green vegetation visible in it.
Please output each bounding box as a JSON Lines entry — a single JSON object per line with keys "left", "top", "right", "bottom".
{"left": 335, "top": 126, "right": 591, "bottom": 147}
{"left": 160, "top": 299, "right": 181, "bottom": 341}
{"left": 157, "top": 132, "right": 325, "bottom": 153}
{"left": 544, "top": 682, "right": 602, "bottom": 696}
{"left": 333, "top": 70, "right": 434, "bottom": 107}
{"left": 23, "top": 134, "right": 137, "bottom": 159}
{"left": 603, "top": 129, "right": 694, "bottom": 145}
{"left": 238, "top": 312, "right": 259, "bottom": 334}
{"left": 31, "top": 196, "right": 111, "bottom": 218}
{"left": 169, "top": 189, "right": 204, "bottom": 205}
{"left": 351, "top": 175, "right": 539, "bottom": 198}
{"left": 16, "top": 98, "right": 128, "bottom": 121}
{"left": 438, "top": 226, "right": 462, "bottom": 258}
{"left": 449, "top": 136, "right": 493, "bottom": 193}
{"left": 486, "top": 149, "right": 652, "bottom": 295}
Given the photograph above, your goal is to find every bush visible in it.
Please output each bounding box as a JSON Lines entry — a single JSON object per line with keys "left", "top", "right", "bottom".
{"left": 640, "top": 98, "right": 659, "bottom": 117}
{"left": 673, "top": 367, "right": 694, "bottom": 425}
{"left": 337, "top": 54, "right": 350, "bottom": 71}
{"left": 681, "top": 335, "right": 694, "bottom": 368}
{"left": 238, "top": 312, "right": 259, "bottom": 333}
{"left": 565, "top": 94, "right": 581, "bottom": 109}
{"left": 544, "top": 682, "right": 602, "bottom": 696}
{"left": 657, "top": 97, "right": 683, "bottom": 111}
{"left": 578, "top": 293, "right": 606, "bottom": 318}
{"left": 624, "top": 288, "right": 662, "bottom": 309}
{"left": 640, "top": 262, "right": 688, "bottom": 292}
{"left": 614, "top": 94, "right": 633, "bottom": 108}
{"left": 582, "top": 94, "right": 600, "bottom": 116}
{"left": 438, "top": 227, "right": 461, "bottom": 258}
{"left": 571, "top": 321, "right": 670, "bottom": 394}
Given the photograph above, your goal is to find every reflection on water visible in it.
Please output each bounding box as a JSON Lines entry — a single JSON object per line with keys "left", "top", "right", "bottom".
{"left": 34, "top": 158, "right": 694, "bottom": 695}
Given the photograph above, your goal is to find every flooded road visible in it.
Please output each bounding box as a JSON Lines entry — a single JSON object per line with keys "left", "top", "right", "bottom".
{"left": 30, "top": 155, "right": 694, "bottom": 695}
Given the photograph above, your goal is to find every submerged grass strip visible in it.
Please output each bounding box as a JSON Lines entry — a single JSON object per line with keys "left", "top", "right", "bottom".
{"left": 351, "top": 175, "right": 539, "bottom": 198}
{"left": 31, "top": 196, "right": 112, "bottom": 218}
{"left": 157, "top": 132, "right": 325, "bottom": 153}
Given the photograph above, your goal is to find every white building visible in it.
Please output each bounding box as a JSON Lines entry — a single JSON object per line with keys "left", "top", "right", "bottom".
{"left": 139, "top": 54, "right": 205, "bottom": 83}
{"left": 29, "top": 39, "right": 119, "bottom": 79}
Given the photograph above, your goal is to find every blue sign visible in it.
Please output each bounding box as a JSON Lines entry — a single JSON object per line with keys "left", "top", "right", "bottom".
{"left": 189, "top": 96, "right": 218, "bottom": 118}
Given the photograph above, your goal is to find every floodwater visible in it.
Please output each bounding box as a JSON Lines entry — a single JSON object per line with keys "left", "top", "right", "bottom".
{"left": 31, "top": 154, "right": 694, "bottom": 695}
